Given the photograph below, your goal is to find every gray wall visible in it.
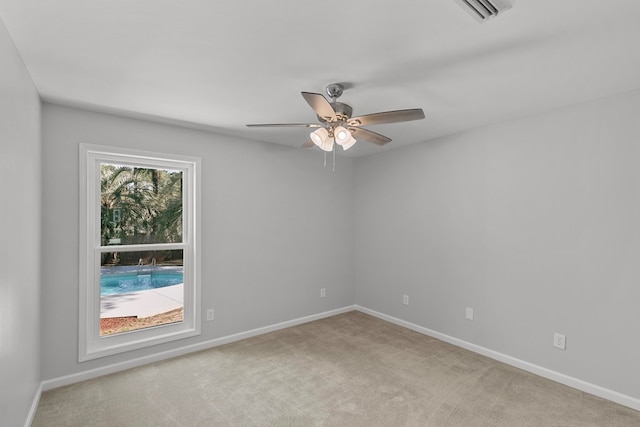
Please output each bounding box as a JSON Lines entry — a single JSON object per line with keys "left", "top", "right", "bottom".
{"left": 40, "top": 104, "right": 355, "bottom": 380}
{"left": 355, "top": 89, "right": 640, "bottom": 400}
{"left": 0, "top": 18, "right": 42, "bottom": 426}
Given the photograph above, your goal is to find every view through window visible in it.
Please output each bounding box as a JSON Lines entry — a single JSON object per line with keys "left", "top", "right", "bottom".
{"left": 99, "top": 164, "right": 184, "bottom": 336}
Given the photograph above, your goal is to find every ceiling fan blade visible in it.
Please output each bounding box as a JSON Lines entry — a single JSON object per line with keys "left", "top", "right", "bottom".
{"left": 246, "top": 123, "right": 321, "bottom": 128}
{"left": 301, "top": 139, "right": 315, "bottom": 148}
{"left": 349, "top": 127, "right": 392, "bottom": 146}
{"left": 301, "top": 92, "right": 336, "bottom": 122}
{"left": 348, "top": 109, "right": 425, "bottom": 127}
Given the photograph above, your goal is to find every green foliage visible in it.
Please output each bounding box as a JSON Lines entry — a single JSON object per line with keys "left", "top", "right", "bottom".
{"left": 101, "top": 163, "right": 183, "bottom": 247}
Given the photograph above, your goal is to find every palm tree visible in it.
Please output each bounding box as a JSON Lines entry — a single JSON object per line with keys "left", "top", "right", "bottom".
{"left": 100, "top": 163, "right": 183, "bottom": 249}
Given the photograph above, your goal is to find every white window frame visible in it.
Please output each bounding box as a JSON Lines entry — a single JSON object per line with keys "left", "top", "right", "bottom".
{"left": 79, "top": 144, "right": 201, "bottom": 361}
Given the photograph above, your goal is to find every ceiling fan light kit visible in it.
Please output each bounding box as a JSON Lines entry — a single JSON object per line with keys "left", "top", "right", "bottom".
{"left": 339, "top": 136, "right": 357, "bottom": 151}
{"left": 247, "top": 83, "right": 425, "bottom": 161}
{"left": 310, "top": 127, "right": 329, "bottom": 148}
{"left": 334, "top": 126, "right": 355, "bottom": 148}
{"left": 311, "top": 127, "right": 335, "bottom": 152}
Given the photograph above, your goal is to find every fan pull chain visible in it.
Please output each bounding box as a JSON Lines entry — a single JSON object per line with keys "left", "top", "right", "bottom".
{"left": 332, "top": 146, "right": 336, "bottom": 172}
{"left": 323, "top": 151, "right": 327, "bottom": 168}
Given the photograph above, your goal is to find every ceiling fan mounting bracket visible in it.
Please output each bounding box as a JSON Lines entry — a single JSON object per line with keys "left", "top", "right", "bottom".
{"left": 326, "top": 83, "right": 344, "bottom": 100}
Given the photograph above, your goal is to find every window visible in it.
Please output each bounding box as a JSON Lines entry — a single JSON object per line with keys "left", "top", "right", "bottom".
{"left": 79, "top": 144, "right": 200, "bottom": 361}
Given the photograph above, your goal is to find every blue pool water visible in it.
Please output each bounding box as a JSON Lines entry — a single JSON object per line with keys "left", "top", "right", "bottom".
{"left": 100, "top": 271, "right": 183, "bottom": 295}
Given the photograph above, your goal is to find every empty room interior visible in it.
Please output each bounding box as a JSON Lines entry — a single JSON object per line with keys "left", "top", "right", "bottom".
{"left": 2, "top": 0, "right": 640, "bottom": 425}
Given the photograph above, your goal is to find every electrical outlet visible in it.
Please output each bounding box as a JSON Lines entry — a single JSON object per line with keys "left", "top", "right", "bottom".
{"left": 320, "top": 288, "right": 326, "bottom": 298}
{"left": 206, "top": 309, "right": 214, "bottom": 321}
{"left": 465, "top": 307, "right": 474, "bottom": 320}
{"left": 402, "top": 294, "right": 409, "bottom": 305}
{"left": 553, "top": 333, "right": 566, "bottom": 350}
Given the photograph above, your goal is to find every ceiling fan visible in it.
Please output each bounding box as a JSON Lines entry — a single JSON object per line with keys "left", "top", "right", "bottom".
{"left": 246, "top": 83, "right": 425, "bottom": 152}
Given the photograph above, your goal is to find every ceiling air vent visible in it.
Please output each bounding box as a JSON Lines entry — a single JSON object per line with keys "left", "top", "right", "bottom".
{"left": 453, "top": 0, "right": 511, "bottom": 22}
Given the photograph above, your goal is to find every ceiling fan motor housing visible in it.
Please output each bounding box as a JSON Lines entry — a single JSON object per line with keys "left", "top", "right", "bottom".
{"left": 318, "top": 102, "right": 353, "bottom": 123}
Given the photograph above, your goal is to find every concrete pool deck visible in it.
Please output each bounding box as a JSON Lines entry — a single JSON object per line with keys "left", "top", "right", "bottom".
{"left": 100, "top": 283, "right": 183, "bottom": 318}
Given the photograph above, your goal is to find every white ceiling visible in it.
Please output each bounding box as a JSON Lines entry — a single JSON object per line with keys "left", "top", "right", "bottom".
{"left": 1, "top": 0, "right": 640, "bottom": 157}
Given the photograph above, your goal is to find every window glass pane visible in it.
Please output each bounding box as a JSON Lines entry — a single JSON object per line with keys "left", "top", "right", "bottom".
{"left": 100, "top": 163, "right": 183, "bottom": 246}
{"left": 100, "top": 249, "right": 184, "bottom": 336}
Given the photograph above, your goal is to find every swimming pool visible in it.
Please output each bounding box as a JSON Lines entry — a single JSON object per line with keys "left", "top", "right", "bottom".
{"left": 100, "top": 271, "right": 184, "bottom": 295}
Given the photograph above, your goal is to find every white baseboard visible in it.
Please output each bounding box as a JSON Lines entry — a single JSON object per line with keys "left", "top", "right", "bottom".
{"left": 36, "top": 304, "right": 640, "bottom": 414}
{"left": 42, "top": 305, "right": 356, "bottom": 391}
{"left": 25, "top": 381, "right": 43, "bottom": 427}
{"left": 355, "top": 305, "right": 640, "bottom": 412}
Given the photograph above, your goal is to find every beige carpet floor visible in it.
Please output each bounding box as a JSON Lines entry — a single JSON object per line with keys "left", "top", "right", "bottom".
{"left": 33, "top": 311, "right": 640, "bottom": 426}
